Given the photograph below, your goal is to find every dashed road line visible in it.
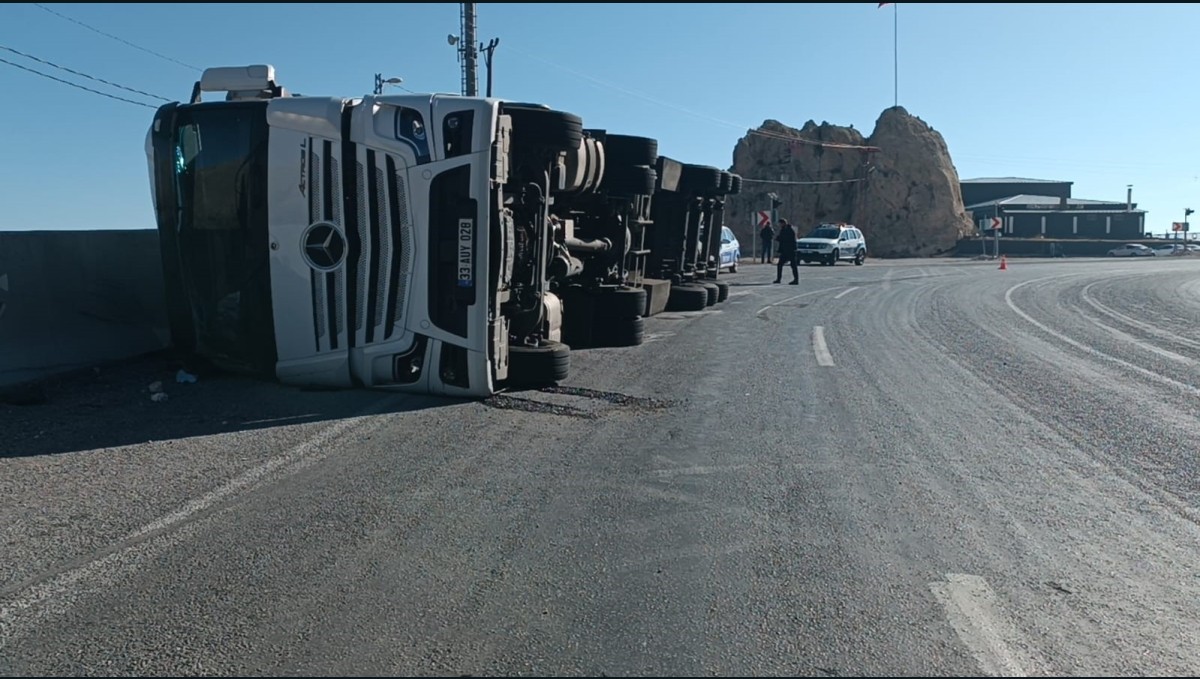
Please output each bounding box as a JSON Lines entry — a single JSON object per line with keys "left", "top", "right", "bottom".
{"left": 813, "top": 326, "right": 835, "bottom": 367}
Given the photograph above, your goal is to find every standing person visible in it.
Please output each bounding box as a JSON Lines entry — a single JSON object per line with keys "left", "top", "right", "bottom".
{"left": 759, "top": 220, "right": 775, "bottom": 264}
{"left": 774, "top": 219, "right": 799, "bottom": 285}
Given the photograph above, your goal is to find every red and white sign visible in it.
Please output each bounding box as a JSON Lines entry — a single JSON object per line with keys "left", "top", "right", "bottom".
{"left": 990, "top": 216, "right": 1002, "bottom": 230}
{"left": 756, "top": 211, "right": 771, "bottom": 227}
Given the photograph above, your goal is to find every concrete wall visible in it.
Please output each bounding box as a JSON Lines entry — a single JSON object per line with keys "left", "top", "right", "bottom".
{"left": 0, "top": 230, "right": 168, "bottom": 388}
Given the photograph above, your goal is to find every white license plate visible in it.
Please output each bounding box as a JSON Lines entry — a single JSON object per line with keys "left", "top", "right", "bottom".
{"left": 457, "top": 218, "right": 474, "bottom": 287}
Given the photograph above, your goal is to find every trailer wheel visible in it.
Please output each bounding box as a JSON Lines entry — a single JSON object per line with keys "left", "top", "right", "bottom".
{"left": 666, "top": 284, "right": 708, "bottom": 312}
{"left": 602, "top": 134, "right": 658, "bottom": 167}
{"left": 714, "top": 280, "right": 730, "bottom": 303}
{"left": 508, "top": 340, "right": 571, "bottom": 386}
{"left": 596, "top": 285, "right": 648, "bottom": 318}
{"left": 593, "top": 315, "right": 644, "bottom": 347}
{"left": 603, "top": 164, "right": 657, "bottom": 196}
{"left": 718, "top": 171, "right": 733, "bottom": 194}
{"left": 502, "top": 104, "right": 583, "bottom": 150}
{"left": 679, "top": 164, "right": 722, "bottom": 194}
{"left": 728, "top": 174, "right": 743, "bottom": 196}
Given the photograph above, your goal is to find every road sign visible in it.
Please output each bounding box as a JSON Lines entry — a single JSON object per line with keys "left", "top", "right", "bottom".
{"left": 1173, "top": 222, "right": 1190, "bottom": 232}
{"left": 990, "top": 216, "right": 1002, "bottom": 230}
{"left": 756, "top": 210, "right": 771, "bottom": 227}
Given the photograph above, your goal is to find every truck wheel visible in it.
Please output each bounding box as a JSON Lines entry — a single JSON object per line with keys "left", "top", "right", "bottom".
{"left": 601, "top": 134, "right": 657, "bottom": 167}
{"left": 667, "top": 284, "right": 708, "bottom": 312}
{"left": 508, "top": 340, "right": 570, "bottom": 386}
{"left": 714, "top": 280, "right": 730, "bottom": 302}
{"left": 718, "top": 172, "right": 733, "bottom": 195}
{"left": 728, "top": 174, "right": 742, "bottom": 195}
{"left": 697, "top": 281, "right": 719, "bottom": 307}
{"left": 502, "top": 104, "right": 583, "bottom": 150}
{"left": 592, "top": 315, "right": 644, "bottom": 347}
{"left": 603, "top": 164, "right": 657, "bottom": 196}
{"left": 596, "top": 285, "right": 648, "bottom": 318}
{"left": 679, "top": 164, "right": 722, "bottom": 194}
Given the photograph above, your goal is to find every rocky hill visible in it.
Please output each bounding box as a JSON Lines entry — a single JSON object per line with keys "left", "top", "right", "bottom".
{"left": 725, "top": 107, "right": 975, "bottom": 258}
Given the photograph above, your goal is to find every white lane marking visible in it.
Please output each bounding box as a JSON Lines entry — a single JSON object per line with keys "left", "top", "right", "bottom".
{"left": 1006, "top": 277, "right": 1200, "bottom": 398}
{"left": 728, "top": 290, "right": 752, "bottom": 298}
{"left": 756, "top": 288, "right": 838, "bottom": 318}
{"left": 0, "top": 407, "right": 394, "bottom": 649}
{"left": 834, "top": 286, "right": 860, "bottom": 299}
{"left": 929, "top": 573, "right": 1044, "bottom": 677}
{"left": 813, "top": 326, "right": 835, "bottom": 367}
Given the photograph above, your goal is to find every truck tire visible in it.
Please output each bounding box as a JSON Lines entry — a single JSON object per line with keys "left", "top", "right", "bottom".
{"left": 596, "top": 286, "right": 647, "bottom": 318}
{"left": 667, "top": 284, "right": 708, "bottom": 312}
{"left": 603, "top": 164, "right": 657, "bottom": 196}
{"left": 679, "top": 164, "right": 722, "bottom": 194}
{"left": 697, "top": 281, "right": 719, "bottom": 307}
{"left": 728, "top": 174, "right": 742, "bottom": 195}
{"left": 502, "top": 104, "right": 583, "bottom": 150}
{"left": 508, "top": 340, "right": 571, "bottom": 386}
{"left": 592, "top": 315, "right": 644, "bottom": 347}
{"left": 714, "top": 280, "right": 730, "bottom": 302}
{"left": 601, "top": 134, "right": 658, "bottom": 167}
{"left": 718, "top": 171, "right": 733, "bottom": 194}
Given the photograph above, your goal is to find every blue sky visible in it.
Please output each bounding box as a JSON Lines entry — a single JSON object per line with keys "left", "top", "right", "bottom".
{"left": 2, "top": 2, "right": 1197, "bottom": 234}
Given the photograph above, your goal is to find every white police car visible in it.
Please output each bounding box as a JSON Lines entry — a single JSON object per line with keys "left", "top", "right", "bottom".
{"left": 796, "top": 223, "right": 866, "bottom": 266}
{"left": 719, "top": 226, "right": 740, "bottom": 273}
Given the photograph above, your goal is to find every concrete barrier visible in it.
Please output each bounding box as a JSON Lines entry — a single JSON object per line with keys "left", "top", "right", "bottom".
{"left": 0, "top": 230, "right": 168, "bottom": 389}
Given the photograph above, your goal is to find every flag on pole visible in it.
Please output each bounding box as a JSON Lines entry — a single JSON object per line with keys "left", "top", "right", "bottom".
{"left": 879, "top": 3, "right": 898, "bottom": 107}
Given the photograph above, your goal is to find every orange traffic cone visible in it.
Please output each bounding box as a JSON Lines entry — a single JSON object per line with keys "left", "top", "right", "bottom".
{"left": 998, "top": 255, "right": 1008, "bottom": 271}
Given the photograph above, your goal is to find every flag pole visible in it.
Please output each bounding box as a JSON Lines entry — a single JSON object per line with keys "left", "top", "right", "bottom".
{"left": 893, "top": 2, "right": 898, "bottom": 108}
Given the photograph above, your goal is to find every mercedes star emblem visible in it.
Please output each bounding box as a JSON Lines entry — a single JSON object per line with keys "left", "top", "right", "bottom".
{"left": 302, "top": 222, "right": 346, "bottom": 271}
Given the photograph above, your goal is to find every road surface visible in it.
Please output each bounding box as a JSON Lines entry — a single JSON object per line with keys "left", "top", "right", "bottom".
{"left": 3, "top": 256, "right": 1200, "bottom": 676}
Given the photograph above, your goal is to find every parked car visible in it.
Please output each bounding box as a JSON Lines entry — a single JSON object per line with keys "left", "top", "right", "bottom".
{"left": 1152, "top": 243, "right": 1200, "bottom": 256}
{"left": 796, "top": 223, "right": 866, "bottom": 266}
{"left": 719, "top": 226, "right": 740, "bottom": 273}
{"left": 1107, "top": 243, "right": 1154, "bottom": 257}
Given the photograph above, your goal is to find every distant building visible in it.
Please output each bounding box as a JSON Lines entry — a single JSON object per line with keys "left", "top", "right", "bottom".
{"left": 960, "top": 177, "right": 1146, "bottom": 240}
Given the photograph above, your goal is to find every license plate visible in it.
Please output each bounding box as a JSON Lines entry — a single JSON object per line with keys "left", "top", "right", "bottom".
{"left": 457, "top": 218, "right": 474, "bottom": 287}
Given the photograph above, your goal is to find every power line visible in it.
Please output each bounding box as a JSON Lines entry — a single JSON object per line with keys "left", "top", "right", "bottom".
{"left": 0, "top": 44, "right": 169, "bottom": 101}
{"left": 742, "top": 177, "right": 868, "bottom": 186}
{"left": 33, "top": 3, "right": 201, "bottom": 72}
{"left": 0, "top": 56, "right": 157, "bottom": 108}
{"left": 505, "top": 43, "right": 878, "bottom": 153}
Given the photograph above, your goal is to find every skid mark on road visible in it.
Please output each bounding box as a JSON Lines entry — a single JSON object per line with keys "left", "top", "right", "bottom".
{"left": 755, "top": 288, "right": 843, "bottom": 320}
{"left": 930, "top": 573, "right": 1046, "bottom": 677}
{"left": 1006, "top": 276, "right": 1200, "bottom": 398}
{"left": 0, "top": 406, "right": 398, "bottom": 650}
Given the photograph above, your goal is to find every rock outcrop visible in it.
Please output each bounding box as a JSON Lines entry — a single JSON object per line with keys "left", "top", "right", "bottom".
{"left": 725, "top": 107, "right": 975, "bottom": 258}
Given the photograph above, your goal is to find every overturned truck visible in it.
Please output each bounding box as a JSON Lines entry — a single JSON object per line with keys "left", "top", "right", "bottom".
{"left": 146, "top": 65, "right": 741, "bottom": 398}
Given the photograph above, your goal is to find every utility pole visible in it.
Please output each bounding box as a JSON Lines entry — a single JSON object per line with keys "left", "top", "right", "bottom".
{"left": 461, "top": 2, "right": 478, "bottom": 96}
{"left": 480, "top": 37, "right": 500, "bottom": 97}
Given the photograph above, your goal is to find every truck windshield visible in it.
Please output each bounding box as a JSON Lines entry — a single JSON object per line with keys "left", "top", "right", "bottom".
{"left": 170, "top": 103, "right": 274, "bottom": 372}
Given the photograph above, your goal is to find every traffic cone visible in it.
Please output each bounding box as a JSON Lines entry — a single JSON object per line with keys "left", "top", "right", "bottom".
{"left": 998, "top": 255, "right": 1008, "bottom": 271}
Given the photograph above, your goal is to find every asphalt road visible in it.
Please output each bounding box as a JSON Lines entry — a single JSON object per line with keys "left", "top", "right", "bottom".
{"left": 3, "top": 255, "right": 1200, "bottom": 676}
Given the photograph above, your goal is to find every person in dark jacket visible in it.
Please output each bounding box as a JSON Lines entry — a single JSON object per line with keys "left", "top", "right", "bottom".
{"left": 774, "top": 219, "right": 799, "bottom": 284}
{"left": 759, "top": 222, "right": 775, "bottom": 263}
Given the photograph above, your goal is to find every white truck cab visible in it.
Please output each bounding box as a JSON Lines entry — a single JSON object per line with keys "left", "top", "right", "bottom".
{"left": 147, "top": 65, "right": 583, "bottom": 397}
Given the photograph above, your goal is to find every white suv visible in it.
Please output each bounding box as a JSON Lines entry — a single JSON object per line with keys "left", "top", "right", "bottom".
{"left": 796, "top": 223, "right": 867, "bottom": 266}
